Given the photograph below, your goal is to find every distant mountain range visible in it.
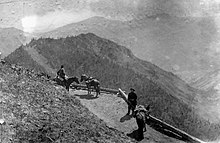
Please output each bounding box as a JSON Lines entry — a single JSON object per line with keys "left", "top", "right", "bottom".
{"left": 5, "top": 33, "right": 220, "bottom": 141}
{"left": 0, "top": 27, "right": 27, "bottom": 58}
{"left": 1, "top": 14, "right": 218, "bottom": 82}
{"left": 38, "top": 15, "right": 218, "bottom": 74}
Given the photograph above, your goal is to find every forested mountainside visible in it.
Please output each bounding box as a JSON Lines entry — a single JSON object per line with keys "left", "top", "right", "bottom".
{"left": 5, "top": 33, "right": 220, "bottom": 141}
{"left": 40, "top": 15, "right": 217, "bottom": 73}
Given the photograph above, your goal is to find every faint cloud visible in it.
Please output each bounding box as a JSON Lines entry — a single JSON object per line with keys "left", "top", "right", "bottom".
{"left": 21, "top": 16, "right": 38, "bottom": 33}
{"left": 20, "top": 9, "right": 97, "bottom": 33}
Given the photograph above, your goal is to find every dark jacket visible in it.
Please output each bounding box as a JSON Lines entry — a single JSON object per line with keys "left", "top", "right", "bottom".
{"left": 57, "top": 68, "right": 65, "bottom": 79}
{"left": 128, "top": 92, "right": 137, "bottom": 105}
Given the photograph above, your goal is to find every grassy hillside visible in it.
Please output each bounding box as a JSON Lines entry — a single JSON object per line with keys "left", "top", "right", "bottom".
{"left": 5, "top": 33, "right": 220, "bottom": 141}
{"left": 0, "top": 61, "right": 134, "bottom": 143}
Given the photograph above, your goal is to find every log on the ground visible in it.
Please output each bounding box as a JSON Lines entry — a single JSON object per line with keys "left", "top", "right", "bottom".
{"left": 118, "top": 88, "right": 129, "bottom": 104}
{"left": 70, "top": 84, "right": 118, "bottom": 94}
{"left": 70, "top": 84, "right": 87, "bottom": 90}
{"left": 148, "top": 115, "right": 203, "bottom": 143}
{"left": 70, "top": 84, "right": 203, "bottom": 143}
{"left": 117, "top": 88, "right": 203, "bottom": 143}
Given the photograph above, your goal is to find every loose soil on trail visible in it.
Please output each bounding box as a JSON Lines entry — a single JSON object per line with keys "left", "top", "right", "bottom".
{"left": 70, "top": 89, "right": 185, "bottom": 143}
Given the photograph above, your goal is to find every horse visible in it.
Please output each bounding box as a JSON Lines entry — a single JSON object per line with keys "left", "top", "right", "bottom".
{"left": 80, "top": 74, "right": 100, "bottom": 97}
{"left": 133, "top": 105, "right": 150, "bottom": 141}
{"left": 53, "top": 76, "right": 80, "bottom": 91}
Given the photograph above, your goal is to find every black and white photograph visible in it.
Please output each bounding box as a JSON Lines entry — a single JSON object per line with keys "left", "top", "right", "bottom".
{"left": 0, "top": 0, "right": 220, "bottom": 142}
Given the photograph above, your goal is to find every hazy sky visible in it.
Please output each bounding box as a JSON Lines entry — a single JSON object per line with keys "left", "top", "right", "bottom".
{"left": 1, "top": 0, "right": 220, "bottom": 33}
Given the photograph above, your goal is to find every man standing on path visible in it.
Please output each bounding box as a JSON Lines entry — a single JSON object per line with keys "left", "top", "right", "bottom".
{"left": 127, "top": 88, "right": 137, "bottom": 116}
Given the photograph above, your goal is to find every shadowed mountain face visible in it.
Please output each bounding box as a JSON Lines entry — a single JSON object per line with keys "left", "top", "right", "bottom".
{"left": 5, "top": 33, "right": 220, "bottom": 141}
{"left": 39, "top": 15, "right": 219, "bottom": 75}
{"left": 0, "top": 28, "right": 27, "bottom": 58}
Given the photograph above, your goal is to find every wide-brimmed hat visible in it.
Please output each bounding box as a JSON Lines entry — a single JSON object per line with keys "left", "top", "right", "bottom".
{"left": 130, "top": 88, "right": 135, "bottom": 91}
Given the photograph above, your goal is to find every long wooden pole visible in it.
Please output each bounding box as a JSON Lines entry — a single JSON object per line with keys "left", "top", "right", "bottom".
{"left": 117, "top": 89, "right": 204, "bottom": 143}
{"left": 70, "top": 84, "right": 118, "bottom": 94}
{"left": 70, "top": 84, "right": 205, "bottom": 143}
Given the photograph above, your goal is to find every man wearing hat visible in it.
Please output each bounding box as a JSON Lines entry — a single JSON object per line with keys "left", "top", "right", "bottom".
{"left": 57, "top": 65, "right": 66, "bottom": 83}
{"left": 127, "top": 88, "right": 137, "bottom": 115}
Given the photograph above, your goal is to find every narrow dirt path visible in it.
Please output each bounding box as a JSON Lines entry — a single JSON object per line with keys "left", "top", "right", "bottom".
{"left": 70, "top": 89, "right": 185, "bottom": 143}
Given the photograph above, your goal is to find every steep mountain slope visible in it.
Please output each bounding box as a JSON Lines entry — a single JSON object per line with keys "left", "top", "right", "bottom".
{"left": 8, "top": 33, "right": 197, "bottom": 104}
{"left": 189, "top": 69, "right": 220, "bottom": 92}
{"left": 5, "top": 33, "right": 220, "bottom": 141}
{"left": 0, "top": 27, "right": 27, "bottom": 58}
{"left": 185, "top": 69, "right": 220, "bottom": 124}
{"left": 0, "top": 61, "right": 134, "bottom": 143}
{"left": 175, "top": 70, "right": 212, "bottom": 84}
{"left": 39, "top": 15, "right": 218, "bottom": 73}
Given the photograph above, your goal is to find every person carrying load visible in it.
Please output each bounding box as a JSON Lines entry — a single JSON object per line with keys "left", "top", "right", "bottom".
{"left": 133, "top": 104, "right": 150, "bottom": 141}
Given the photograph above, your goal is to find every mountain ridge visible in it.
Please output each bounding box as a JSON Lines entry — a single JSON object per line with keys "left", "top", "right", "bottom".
{"left": 38, "top": 15, "right": 218, "bottom": 74}
{"left": 22, "top": 32, "right": 198, "bottom": 105}
{"left": 5, "top": 32, "right": 220, "bottom": 141}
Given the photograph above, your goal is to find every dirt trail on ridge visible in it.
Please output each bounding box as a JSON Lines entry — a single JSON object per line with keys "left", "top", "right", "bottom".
{"left": 70, "top": 89, "right": 185, "bottom": 143}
